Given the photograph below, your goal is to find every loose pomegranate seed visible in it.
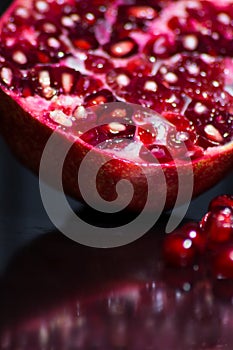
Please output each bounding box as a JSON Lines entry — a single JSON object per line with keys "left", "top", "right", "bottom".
{"left": 201, "top": 207, "right": 233, "bottom": 244}
{"left": 212, "top": 246, "right": 233, "bottom": 279}
{"left": 181, "top": 222, "right": 206, "bottom": 253}
{"left": 209, "top": 195, "right": 233, "bottom": 211}
{"left": 163, "top": 233, "right": 197, "bottom": 268}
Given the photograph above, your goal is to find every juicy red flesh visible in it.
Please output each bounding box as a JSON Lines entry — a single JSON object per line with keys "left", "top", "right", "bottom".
{"left": 1, "top": 0, "right": 233, "bottom": 165}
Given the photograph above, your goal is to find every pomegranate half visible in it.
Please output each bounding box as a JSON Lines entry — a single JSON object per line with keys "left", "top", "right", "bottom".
{"left": 0, "top": 0, "right": 233, "bottom": 211}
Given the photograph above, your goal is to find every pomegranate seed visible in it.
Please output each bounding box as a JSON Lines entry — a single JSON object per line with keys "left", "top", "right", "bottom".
{"left": 61, "top": 72, "right": 74, "bottom": 94}
{"left": 204, "top": 124, "right": 223, "bottom": 143}
{"left": 36, "top": 51, "right": 50, "bottom": 64}
{"left": 144, "top": 80, "right": 157, "bottom": 92}
{"left": 39, "top": 70, "right": 51, "bottom": 88}
{"left": 145, "top": 35, "right": 176, "bottom": 58}
{"left": 212, "top": 246, "right": 233, "bottom": 279}
{"left": 85, "top": 54, "right": 113, "bottom": 74}
{"left": 49, "top": 110, "right": 73, "bottom": 127}
{"left": 201, "top": 207, "right": 233, "bottom": 244}
{"left": 163, "top": 233, "right": 197, "bottom": 268}
{"left": 81, "top": 126, "right": 108, "bottom": 146}
{"left": 12, "top": 50, "right": 27, "bottom": 65}
{"left": 84, "top": 89, "right": 114, "bottom": 107}
{"left": 139, "top": 144, "right": 173, "bottom": 164}
{"left": 73, "top": 106, "right": 87, "bottom": 120}
{"left": 108, "top": 122, "right": 126, "bottom": 134}
{"left": 136, "top": 124, "right": 157, "bottom": 144}
{"left": 126, "top": 56, "right": 152, "bottom": 76}
{"left": 127, "top": 6, "right": 157, "bottom": 20}
{"left": 181, "top": 222, "right": 206, "bottom": 253}
{"left": 106, "top": 38, "right": 138, "bottom": 58}
{"left": 71, "top": 32, "right": 99, "bottom": 50}
{"left": 0, "top": 66, "right": 13, "bottom": 86}
{"left": 35, "top": 1, "right": 49, "bottom": 13}
{"left": 73, "top": 39, "right": 92, "bottom": 50}
{"left": 15, "top": 7, "right": 29, "bottom": 19}
{"left": 209, "top": 195, "right": 233, "bottom": 211}
{"left": 182, "top": 34, "right": 198, "bottom": 51}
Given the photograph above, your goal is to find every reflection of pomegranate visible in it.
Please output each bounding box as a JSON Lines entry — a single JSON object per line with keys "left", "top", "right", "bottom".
{"left": 0, "top": 0, "right": 233, "bottom": 210}
{"left": 1, "top": 224, "right": 233, "bottom": 349}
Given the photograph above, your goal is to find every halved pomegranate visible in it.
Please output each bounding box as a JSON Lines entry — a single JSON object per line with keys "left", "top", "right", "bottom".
{"left": 0, "top": 0, "right": 233, "bottom": 211}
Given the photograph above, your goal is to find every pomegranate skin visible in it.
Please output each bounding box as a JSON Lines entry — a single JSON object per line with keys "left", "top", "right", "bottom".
{"left": 0, "top": 0, "right": 233, "bottom": 212}
{"left": 1, "top": 88, "right": 233, "bottom": 212}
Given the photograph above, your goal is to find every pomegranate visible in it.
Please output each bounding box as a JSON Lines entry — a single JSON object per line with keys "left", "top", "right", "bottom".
{"left": 0, "top": 0, "right": 233, "bottom": 211}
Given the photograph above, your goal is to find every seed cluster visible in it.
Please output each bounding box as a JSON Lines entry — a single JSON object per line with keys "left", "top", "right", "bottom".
{"left": 163, "top": 195, "right": 233, "bottom": 280}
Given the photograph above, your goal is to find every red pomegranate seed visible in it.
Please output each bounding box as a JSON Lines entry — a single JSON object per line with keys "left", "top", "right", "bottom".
{"left": 212, "top": 246, "right": 233, "bottom": 279}
{"left": 139, "top": 144, "right": 173, "bottom": 164}
{"left": 144, "top": 34, "right": 176, "bottom": 59}
{"left": 209, "top": 195, "right": 233, "bottom": 211}
{"left": 127, "top": 6, "right": 157, "bottom": 20}
{"left": 136, "top": 124, "right": 157, "bottom": 145}
{"left": 163, "top": 233, "right": 197, "bottom": 268}
{"left": 126, "top": 56, "right": 152, "bottom": 76}
{"left": 73, "top": 38, "right": 92, "bottom": 50}
{"left": 85, "top": 54, "right": 113, "bottom": 74}
{"left": 105, "top": 38, "right": 138, "bottom": 58}
{"left": 181, "top": 222, "right": 207, "bottom": 253}
{"left": 201, "top": 207, "right": 233, "bottom": 244}
{"left": 84, "top": 89, "right": 114, "bottom": 107}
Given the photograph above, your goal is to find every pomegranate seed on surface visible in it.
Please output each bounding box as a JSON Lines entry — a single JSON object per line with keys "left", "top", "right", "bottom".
{"left": 201, "top": 207, "right": 233, "bottom": 244}
{"left": 181, "top": 222, "right": 207, "bottom": 254}
{"left": 209, "top": 195, "right": 233, "bottom": 211}
{"left": 163, "top": 233, "right": 197, "bottom": 268}
{"left": 212, "top": 246, "right": 233, "bottom": 279}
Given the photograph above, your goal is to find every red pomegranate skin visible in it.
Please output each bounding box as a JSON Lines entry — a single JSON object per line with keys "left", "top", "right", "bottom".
{"left": 0, "top": 0, "right": 233, "bottom": 211}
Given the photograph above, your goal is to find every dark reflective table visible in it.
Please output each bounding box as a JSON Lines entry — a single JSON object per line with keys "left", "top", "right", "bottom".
{"left": 1, "top": 0, "right": 233, "bottom": 348}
